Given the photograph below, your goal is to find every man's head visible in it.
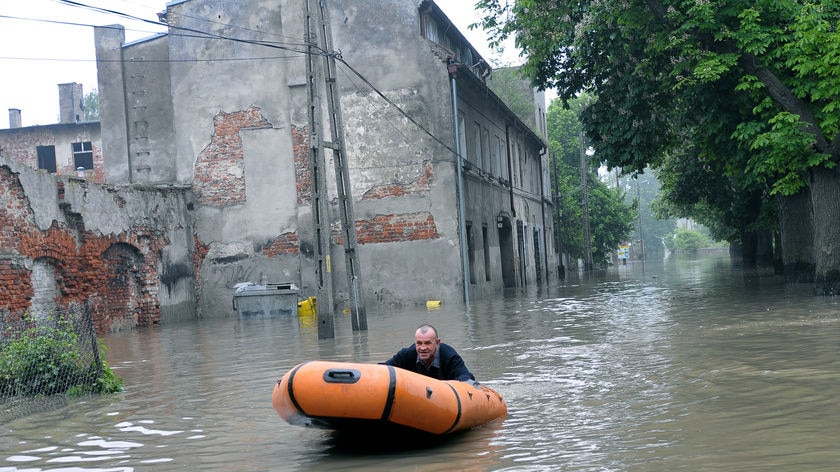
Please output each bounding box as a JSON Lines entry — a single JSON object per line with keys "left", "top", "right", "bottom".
{"left": 414, "top": 324, "right": 440, "bottom": 366}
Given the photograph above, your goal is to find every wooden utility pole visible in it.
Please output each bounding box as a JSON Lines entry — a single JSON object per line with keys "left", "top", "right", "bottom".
{"left": 580, "top": 130, "right": 593, "bottom": 271}
{"left": 304, "top": 0, "right": 335, "bottom": 339}
{"left": 304, "top": 0, "right": 367, "bottom": 336}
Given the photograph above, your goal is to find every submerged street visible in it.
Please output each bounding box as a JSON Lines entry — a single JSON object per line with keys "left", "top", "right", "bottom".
{"left": 2, "top": 254, "right": 840, "bottom": 471}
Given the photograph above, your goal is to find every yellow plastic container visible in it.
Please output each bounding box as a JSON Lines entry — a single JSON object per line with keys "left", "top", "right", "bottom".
{"left": 297, "top": 296, "right": 317, "bottom": 316}
{"left": 426, "top": 300, "right": 441, "bottom": 309}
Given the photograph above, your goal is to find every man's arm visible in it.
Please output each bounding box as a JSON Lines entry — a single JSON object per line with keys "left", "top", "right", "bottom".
{"left": 381, "top": 346, "right": 415, "bottom": 370}
{"left": 441, "top": 344, "right": 475, "bottom": 381}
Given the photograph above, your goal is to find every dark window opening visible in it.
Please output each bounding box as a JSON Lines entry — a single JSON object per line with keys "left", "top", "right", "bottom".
{"left": 466, "top": 222, "right": 476, "bottom": 284}
{"left": 37, "top": 145, "right": 57, "bottom": 173}
{"left": 483, "top": 225, "right": 491, "bottom": 281}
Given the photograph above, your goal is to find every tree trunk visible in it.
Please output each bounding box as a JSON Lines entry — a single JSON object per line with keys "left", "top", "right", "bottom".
{"left": 809, "top": 166, "right": 840, "bottom": 294}
{"left": 740, "top": 229, "right": 757, "bottom": 268}
{"left": 755, "top": 229, "right": 774, "bottom": 267}
{"left": 777, "top": 191, "right": 814, "bottom": 282}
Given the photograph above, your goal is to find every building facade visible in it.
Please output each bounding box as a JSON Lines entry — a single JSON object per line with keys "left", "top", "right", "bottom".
{"left": 1, "top": 0, "right": 555, "bottom": 327}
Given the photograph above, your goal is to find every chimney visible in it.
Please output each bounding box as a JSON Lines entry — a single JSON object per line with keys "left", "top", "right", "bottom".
{"left": 58, "top": 82, "right": 84, "bottom": 123}
{"left": 8, "top": 109, "right": 22, "bottom": 128}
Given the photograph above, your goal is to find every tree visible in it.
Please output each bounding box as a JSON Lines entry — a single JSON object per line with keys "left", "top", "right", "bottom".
{"left": 668, "top": 228, "right": 713, "bottom": 252}
{"left": 618, "top": 173, "right": 676, "bottom": 258}
{"left": 547, "top": 96, "right": 636, "bottom": 268}
{"left": 487, "top": 67, "right": 540, "bottom": 134}
{"left": 83, "top": 89, "right": 99, "bottom": 121}
{"left": 475, "top": 0, "right": 840, "bottom": 293}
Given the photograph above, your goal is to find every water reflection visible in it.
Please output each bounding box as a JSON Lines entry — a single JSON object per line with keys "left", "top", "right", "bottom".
{"left": 2, "top": 255, "right": 840, "bottom": 470}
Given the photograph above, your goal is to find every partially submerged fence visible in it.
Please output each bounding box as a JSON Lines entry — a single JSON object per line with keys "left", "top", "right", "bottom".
{"left": 0, "top": 303, "right": 103, "bottom": 398}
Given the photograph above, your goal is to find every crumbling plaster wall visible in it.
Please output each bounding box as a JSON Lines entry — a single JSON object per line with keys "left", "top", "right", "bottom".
{"left": 160, "top": 0, "right": 466, "bottom": 317}
{"left": 0, "top": 159, "right": 195, "bottom": 331}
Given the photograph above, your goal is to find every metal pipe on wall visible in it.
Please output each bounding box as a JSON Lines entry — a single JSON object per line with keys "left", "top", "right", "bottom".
{"left": 448, "top": 61, "right": 470, "bottom": 306}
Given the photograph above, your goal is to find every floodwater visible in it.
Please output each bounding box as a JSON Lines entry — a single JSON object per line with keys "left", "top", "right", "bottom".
{"left": 3, "top": 254, "right": 840, "bottom": 471}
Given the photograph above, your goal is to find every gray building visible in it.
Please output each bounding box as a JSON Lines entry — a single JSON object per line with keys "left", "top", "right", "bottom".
{"left": 91, "top": 0, "right": 555, "bottom": 318}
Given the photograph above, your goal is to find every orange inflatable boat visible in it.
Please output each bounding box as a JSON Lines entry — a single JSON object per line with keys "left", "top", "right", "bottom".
{"left": 272, "top": 361, "right": 507, "bottom": 435}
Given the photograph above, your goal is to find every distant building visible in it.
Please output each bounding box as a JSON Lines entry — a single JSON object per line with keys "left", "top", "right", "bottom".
{"left": 0, "top": 83, "right": 103, "bottom": 182}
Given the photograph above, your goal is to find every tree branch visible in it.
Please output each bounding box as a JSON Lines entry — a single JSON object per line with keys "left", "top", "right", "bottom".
{"left": 738, "top": 53, "right": 829, "bottom": 153}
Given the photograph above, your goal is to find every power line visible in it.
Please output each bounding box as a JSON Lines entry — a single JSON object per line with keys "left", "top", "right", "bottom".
{"left": 6, "top": 1, "right": 514, "bottom": 177}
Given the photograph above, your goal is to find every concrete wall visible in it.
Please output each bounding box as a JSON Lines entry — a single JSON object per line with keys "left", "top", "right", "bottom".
{"left": 96, "top": 26, "right": 176, "bottom": 185}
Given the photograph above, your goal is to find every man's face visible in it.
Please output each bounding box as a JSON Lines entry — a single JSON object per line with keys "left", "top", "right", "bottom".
{"left": 414, "top": 329, "right": 440, "bottom": 365}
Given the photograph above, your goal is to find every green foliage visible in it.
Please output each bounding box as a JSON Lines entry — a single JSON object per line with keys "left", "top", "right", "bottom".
{"left": 0, "top": 314, "right": 122, "bottom": 397}
{"left": 618, "top": 173, "right": 676, "bottom": 255}
{"left": 668, "top": 228, "right": 713, "bottom": 252}
{"left": 588, "top": 181, "right": 637, "bottom": 263}
{"left": 83, "top": 89, "right": 100, "bottom": 121}
{"left": 476, "top": 0, "right": 840, "bottom": 261}
{"left": 547, "top": 96, "right": 636, "bottom": 266}
{"left": 487, "top": 67, "right": 539, "bottom": 134}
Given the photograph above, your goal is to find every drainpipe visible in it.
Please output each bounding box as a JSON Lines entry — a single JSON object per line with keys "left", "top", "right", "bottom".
{"left": 504, "top": 124, "right": 517, "bottom": 218}
{"left": 539, "top": 146, "right": 550, "bottom": 283}
{"left": 504, "top": 124, "right": 518, "bottom": 287}
{"left": 448, "top": 60, "right": 470, "bottom": 306}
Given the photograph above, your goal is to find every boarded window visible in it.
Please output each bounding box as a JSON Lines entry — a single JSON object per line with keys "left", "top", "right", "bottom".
{"left": 72, "top": 141, "right": 93, "bottom": 170}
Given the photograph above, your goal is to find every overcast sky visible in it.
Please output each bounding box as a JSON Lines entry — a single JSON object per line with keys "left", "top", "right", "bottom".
{"left": 0, "top": 0, "right": 519, "bottom": 129}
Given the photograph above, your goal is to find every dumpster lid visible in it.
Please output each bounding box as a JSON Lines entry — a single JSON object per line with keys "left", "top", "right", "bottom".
{"left": 234, "top": 282, "right": 299, "bottom": 293}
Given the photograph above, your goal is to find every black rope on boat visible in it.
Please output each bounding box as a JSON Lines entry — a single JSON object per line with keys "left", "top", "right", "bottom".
{"left": 286, "top": 362, "right": 309, "bottom": 415}
{"left": 380, "top": 365, "right": 397, "bottom": 422}
{"left": 441, "top": 383, "right": 462, "bottom": 434}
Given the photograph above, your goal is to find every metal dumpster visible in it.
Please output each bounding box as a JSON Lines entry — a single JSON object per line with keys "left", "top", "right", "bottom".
{"left": 232, "top": 282, "right": 300, "bottom": 318}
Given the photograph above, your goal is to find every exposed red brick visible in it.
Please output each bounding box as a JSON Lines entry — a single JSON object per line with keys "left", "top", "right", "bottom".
{"left": 0, "top": 165, "right": 167, "bottom": 332}
{"left": 333, "top": 212, "right": 439, "bottom": 245}
{"left": 192, "top": 234, "right": 210, "bottom": 310}
{"left": 263, "top": 231, "right": 300, "bottom": 257}
{"left": 362, "top": 160, "right": 433, "bottom": 200}
{"left": 292, "top": 124, "right": 312, "bottom": 205}
{"left": 193, "top": 107, "right": 272, "bottom": 208}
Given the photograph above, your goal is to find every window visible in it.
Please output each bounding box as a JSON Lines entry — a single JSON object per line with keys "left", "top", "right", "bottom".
{"left": 36, "top": 145, "right": 56, "bottom": 173}
{"left": 494, "top": 135, "right": 503, "bottom": 179}
{"left": 483, "top": 225, "right": 491, "bottom": 281}
{"left": 72, "top": 141, "right": 93, "bottom": 170}
{"left": 472, "top": 122, "right": 482, "bottom": 165}
{"left": 423, "top": 15, "right": 440, "bottom": 42}
{"left": 481, "top": 128, "right": 490, "bottom": 172}
{"left": 467, "top": 223, "right": 476, "bottom": 284}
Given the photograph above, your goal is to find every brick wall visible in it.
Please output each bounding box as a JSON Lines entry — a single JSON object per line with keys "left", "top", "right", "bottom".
{"left": 263, "top": 232, "right": 300, "bottom": 257}
{"left": 362, "top": 160, "right": 434, "bottom": 200}
{"left": 0, "top": 165, "right": 167, "bottom": 333}
{"left": 333, "top": 212, "right": 439, "bottom": 245}
{"left": 193, "top": 107, "right": 272, "bottom": 207}
{"left": 0, "top": 256, "right": 34, "bottom": 320}
{"left": 292, "top": 124, "right": 312, "bottom": 205}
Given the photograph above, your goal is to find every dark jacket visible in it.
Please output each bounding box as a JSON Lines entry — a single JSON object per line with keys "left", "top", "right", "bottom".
{"left": 383, "top": 343, "right": 475, "bottom": 381}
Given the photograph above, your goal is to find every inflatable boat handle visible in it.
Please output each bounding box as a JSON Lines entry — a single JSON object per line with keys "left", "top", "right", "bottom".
{"left": 323, "top": 368, "right": 361, "bottom": 384}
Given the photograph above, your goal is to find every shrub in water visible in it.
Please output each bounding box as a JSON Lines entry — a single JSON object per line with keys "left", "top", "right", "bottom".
{"left": 0, "top": 313, "right": 122, "bottom": 397}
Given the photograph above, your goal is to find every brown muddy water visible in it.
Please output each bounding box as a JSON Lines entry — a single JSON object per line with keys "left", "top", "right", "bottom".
{"left": 2, "top": 254, "right": 840, "bottom": 471}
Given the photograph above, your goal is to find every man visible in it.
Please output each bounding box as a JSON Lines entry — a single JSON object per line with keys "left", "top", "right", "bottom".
{"left": 382, "top": 324, "right": 475, "bottom": 382}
